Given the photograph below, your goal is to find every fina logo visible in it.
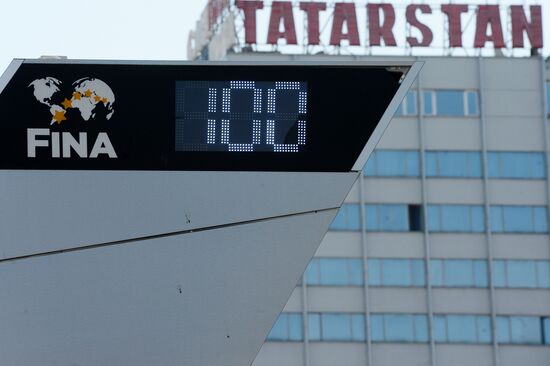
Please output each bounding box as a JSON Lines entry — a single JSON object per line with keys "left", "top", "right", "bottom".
{"left": 27, "top": 77, "right": 117, "bottom": 159}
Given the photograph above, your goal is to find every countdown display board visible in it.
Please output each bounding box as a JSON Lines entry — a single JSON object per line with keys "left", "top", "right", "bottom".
{"left": 0, "top": 60, "right": 408, "bottom": 172}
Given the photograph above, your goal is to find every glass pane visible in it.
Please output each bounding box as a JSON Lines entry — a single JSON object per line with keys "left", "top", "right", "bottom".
{"left": 492, "top": 260, "right": 507, "bottom": 288}
{"left": 436, "top": 90, "right": 464, "bottom": 116}
{"left": 543, "top": 318, "right": 550, "bottom": 345}
{"left": 445, "top": 260, "right": 473, "bottom": 287}
{"left": 406, "top": 151, "right": 420, "bottom": 177}
{"left": 477, "top": 316, "right": 492, "bottom": 343}
{"left": 447, "top": 315, "right": 477, "bottom": 343}
{"left": 496, "top": 316, "right": 511, "bottom": 344}
{"left": 547, "top": 82, "right": 550, "bottom": 117}
{"left": 330, "top": 209, "right": 347, "bottom": 230}
{"left": 487, "top": 152, "right": 499, "bottom": 178}
{"left": 288, "top": 313, "right": 303, "bottom": 341}
{"left": 510, "top": 316, "right": 542, "bottom": 344}
{"left": 431, "top": 260, "right": 443, "bottom": 286}
{"left": 364, "top": 153, "right": 377, "bottom": 176}
{"left": 427, "top": 206, "right": 441, "bottom": 232}
{"left": 368, "top": 259, "right": 382, "bottom": 286}
{"left": 425, "top": 152, "right": 438, "bottom": 177}
{"left": 537, "top": 261, "right": 550, "bottom": 288}
{"left": 414, "top": 315, "right": 429, "bottom": 342}
{"left": 377, "top": 151, "right": 404, "bottom": 176}
{"left": 351, "top": 314, "right": 366, "bottom": 341}
{"left": 441, "top": 205, "right": 470, "bottom": 232}
{"left": 531, "top": 153, "right": 545, "bottom": 178}
{"left": 534, "top": 207, "right": 548, "bottom": 233}
{"left": 378, "top": 205, "right": 409, "bottom": 231}
{"left": 346, "top": 204, "right": 361, "bottom": 231}
{"left": 319, "top": 259, "right": 349, "bottom": 285}
{"left": 503, "top": 206, "right": 533, "bottom": 233}
{"left": 268, "top": 314, "right": 288, "bottom": 340}
{"left": 471, "top": 206, "right": 486, "bottom": 232}
{"left": 501, "top": 153, "right": 531, "bottom": 178}
{"left": 406, "top": 91, "right": 417, "bottom": 115}
{"left": 348, "top": 259, "right": 364, "bottom": 286}
{"left": 474, "top": 260, "right": 489, "bottom": 288}
{"left": 322, "top": 313, "right": 351, "bottom": 341}
{"left": 308, "top": 313, "right": 321, "bottom": 341}
{"left": 371, "top": 315, "right": 384, "bottom": 342}
{"left": 385, "top": 314, "right": 414, "bottom": 342}
{"left": 365, "top": 205, "right": 378, "bottom": 231}
{"left": 467, "top": 91, "right": 479, "bottom": 116}
{"left": 305, "top": 259, "right": 320, "bottom": 285}
{"left": 490, "top": 206, "right": 504, "bottom": 233}
{"left": 382, "top": 259, "right": 411, "bottom": 286}
{"left": 411, "top": 259, "right": 426, "bottom": 286}
{"left": 423, "top": 91, "right": 434, "bottom": 115}
{"left": 507, "top": 260, "right": 537, "bottom": 288}
{"left": 433, "top": 316, "right": 447, "bottom": 342}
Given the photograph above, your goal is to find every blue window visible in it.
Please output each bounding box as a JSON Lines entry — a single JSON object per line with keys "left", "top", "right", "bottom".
{"left": 366, "top": 204, "right": 411, "bottom": 232}
{"left": 491, "top": 206, "right": 548, "bottom": 233}
{"left": 395, "top": 91, "right": 417, "bottom": 116}
{"left": 488, "top": 152, "right": 545, "bottom": 179}
{"left": 368, "top": 259, "right": 425, "bottom": 287}
{"left": 466, "top": 91, "right": 479, "bottom": 116}
{"left": 371, "top": 314, "right": 428, "bottom": 343}
{"left": 364, "top": 150, "right": 420, "bottom": 177}
{"left": 423, "top": 90, "right": 480, "bottom": 117}
{"left": 306, "top": 258, "right": 363, "bottom": 286}
{"left": 330, "top": 204, "right": 360, "bottom": 231}
{"left": 431, "top": 259, "right": 488, "bottom": 288}
{"left": 428, "top": 205, "right": 485, "bottom": 233}
{"left": 425, "top": 151, "right": 482, "bottom": 178}
{"left": 492, "top": 260, "right": 550, "bottom": 289}
{"left": 267, "top": 313, "right": 303, "bottom": 341}
{"left": 434, "top": 315, "right": 491, "bottom": 343}
{"left": 497, "top": 316, "right": 542, "bottom": 344}
{"left": 308, "top": 313, "right": 365, "bottom": 342}
{"left": 543, "top": 318, "right": 550, "bottom": 345}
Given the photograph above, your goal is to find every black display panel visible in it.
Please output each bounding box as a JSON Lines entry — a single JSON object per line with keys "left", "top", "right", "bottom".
{"left": 0, "top": 62, "right": 405, "bottom": 172}
{"left": 175, "top": 81, "right": 308, "bottom": 152}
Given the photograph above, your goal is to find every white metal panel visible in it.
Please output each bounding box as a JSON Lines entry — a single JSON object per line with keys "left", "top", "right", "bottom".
{"left": 485, "top": 117, "right": 545, "bottom": 150}
{"left": 423, "top": 119, "right": 482, "bottom": 150}
{"left": 307, "top": 287, "right": 365, "bottom": 312}
{"left": 432, "top": 289, "right": 491, "bottom": 314}
{"left": 492, "top": 234, "right": 550, "bottom": 260}
{"left": 489, "top": 180, "right": 547, "bottom": 205}
{"left": 435, "top": 345, "right": 493, "bottom": 366}
{"left": 363, "top": 178, "right": 422, "bottom": 204}
{"left": 495, "top": 290, "right": 550, "bottom": 315}
{"left": 372, "top": 344, "right": 431, "bottom": 366}
{"left": 368, "top": 288, "right": 428, "bottom": 313}
{"left": 252, "top": 343, "right": 304, "bottom": 366}
{"left": 366, "top": 233, "right": 425, "bottom": 259}
{"left": 376, "top": 119, "right": 421, "bottom": 150}
{"left": 315, "top": 232, "right": 363, "bottom": 258}
{"left": 309, "top": 343, "right": 367, "bottom": 366}
{"left": 0, "top": 171, "right": 357, "bottom": 260}
{"left": 0, "top": 209, "right": 336, "bottom": 366}
{"left": 500, "top": 347, "right": 550, "bottom": 366}
{"left": 426, "top": 179, "right": 484, "bottom": 204}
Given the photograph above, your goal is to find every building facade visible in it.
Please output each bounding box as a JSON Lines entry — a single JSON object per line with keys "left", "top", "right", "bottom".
{"left": 213, "top": 52, "right": 550, "bottom": 366}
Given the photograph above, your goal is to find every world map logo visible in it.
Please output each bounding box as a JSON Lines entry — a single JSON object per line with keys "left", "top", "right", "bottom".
{"left": 29, "top": 77, "right": 115, "bottom": 125}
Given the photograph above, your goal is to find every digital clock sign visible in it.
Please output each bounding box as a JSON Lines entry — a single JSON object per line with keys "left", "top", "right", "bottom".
{"left": 0, "top": 60, "right": 416, "bottom": 172}
{"left": 175, "top": 80, "right": 308, "bottom": 153}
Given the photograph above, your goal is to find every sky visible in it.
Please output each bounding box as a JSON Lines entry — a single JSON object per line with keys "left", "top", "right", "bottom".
{"left": 0, "top": 0, "right": 208, "bottom": 72}
{"left": 0, "top": 0, "right": 548, "bottom": 74}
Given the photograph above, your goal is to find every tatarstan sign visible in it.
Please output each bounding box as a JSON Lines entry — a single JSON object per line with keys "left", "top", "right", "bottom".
{"left": 188, "top": 1, "right": 544, "bottom": 60}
